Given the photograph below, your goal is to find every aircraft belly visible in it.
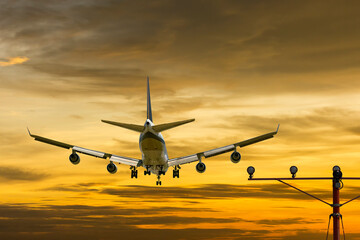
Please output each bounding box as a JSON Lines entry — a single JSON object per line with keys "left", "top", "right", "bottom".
{"left": 141, "top": 139, "right": 166, "bottom": 163}
{"left": 141, "top": 137, "right": 163, "bottom": 151}
{"left": 140, "top": 138, "right": 168, "bottom": 175}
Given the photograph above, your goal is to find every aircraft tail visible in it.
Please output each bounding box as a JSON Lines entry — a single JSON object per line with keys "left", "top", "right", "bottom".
{"left": 152, "top": 119, "right": 195, "bottom": 132}
{"left": 101, "top": 78, "right": 195, "bottom": 133}
{"left": 147, "top": 76, "right": 153, "bottom": 122}
{"left": 100, "top": 77, "right": 152, "bottom": 133}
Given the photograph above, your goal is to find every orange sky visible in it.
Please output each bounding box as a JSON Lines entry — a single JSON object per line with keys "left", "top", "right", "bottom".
{"left": 0, "top": 1, "right": 360, "bottom": 239}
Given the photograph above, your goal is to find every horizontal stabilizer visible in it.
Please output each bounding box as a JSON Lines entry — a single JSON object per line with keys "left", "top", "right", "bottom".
{"left": 101, "top": 120, "right": 144, "bottom": 132}
{"left": 152, "top": 119, "right": 195, "bottom": 132}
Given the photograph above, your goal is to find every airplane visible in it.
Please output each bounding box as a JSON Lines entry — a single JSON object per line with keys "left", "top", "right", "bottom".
{"left": 28, "top": 77, "right": 279, "bottom": 185}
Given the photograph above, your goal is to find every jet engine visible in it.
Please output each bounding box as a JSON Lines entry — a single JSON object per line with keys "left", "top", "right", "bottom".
{"left": 107, "top": 162, "right": 117, "bottom": 174}
{"left": 69, "top": 153, "right": 80, "bottom": 165}
{"left": 230, "top": 151, "right": 241, "bottom": 163}
{"left": 196, "top": 162, "right": 206, "bottom": 173}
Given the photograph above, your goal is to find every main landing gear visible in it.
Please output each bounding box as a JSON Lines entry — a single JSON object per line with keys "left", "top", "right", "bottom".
{"left": 144, "top": 165, "right": 151, "bottom": 175}
{"left": 156, "top": 175, "right": 162, "bottom": 186}
{"left": 130, "top": 166, "right": 138, "bottom": 178}
{"left": 173, "top": 165, "right": 180, "bottom": 178}
{"left": 158, "top": 165, "right": 165, "bottom": 176}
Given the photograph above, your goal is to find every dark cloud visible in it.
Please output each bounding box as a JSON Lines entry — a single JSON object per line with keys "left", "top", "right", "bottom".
{"left": 1, "top": 0, "right": 360, "bottom": 97}
{"left": 27, "top": 62, "right": 144, "bottom": 83}
{"left": 347, "top": 126, "right": 360, "bottom": 135}
{"left": 0, "top": 203, "right": 339, "bottom": 240}
{"left": 0, "top": 166, "right": 48, "bottom": 181}
{"left": 255, "top": 217, "right": 322, "bottom": 226}
{"left": 44, "top": 182, "right": 338, "bottom": 203}
{"left": 101, "top": 183, "right": 330, "bottom": 201}
{"left": 46, "top": 182, "right": 360, "bottom": 206}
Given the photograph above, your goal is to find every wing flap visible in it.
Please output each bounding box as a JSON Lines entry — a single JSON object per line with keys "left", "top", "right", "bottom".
{"left": 203, "top": 144, "right": 235, "bottom": 158}
{"left": 110, "top": 155, "right": 140, "bottom": 166}
{"left": 72, "top": 146, "right": 106, "bottom": 158}
{"left": 168, "top": 154, "right": 199, "bottom": 167}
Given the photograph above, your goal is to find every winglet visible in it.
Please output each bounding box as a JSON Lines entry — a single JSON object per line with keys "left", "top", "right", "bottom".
{"left": 275, "top": 124, "right": 280, "bottom": 133}
{"left": 27, "top": 127, "right": 32, "bottom": 137}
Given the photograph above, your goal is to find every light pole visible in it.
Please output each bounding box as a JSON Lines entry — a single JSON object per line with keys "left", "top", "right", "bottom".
{"left": 247, "top": 165, "right": 360, "bottom": 240}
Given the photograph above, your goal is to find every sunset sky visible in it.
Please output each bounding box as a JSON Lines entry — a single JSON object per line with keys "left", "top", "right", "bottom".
{"left": 1, "top": 0, "right": 360, "bottom": 239}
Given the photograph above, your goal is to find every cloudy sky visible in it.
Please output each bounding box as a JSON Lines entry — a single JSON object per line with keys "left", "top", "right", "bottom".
{"left": 1, "top": 0, "right": 360, "bottom": 239}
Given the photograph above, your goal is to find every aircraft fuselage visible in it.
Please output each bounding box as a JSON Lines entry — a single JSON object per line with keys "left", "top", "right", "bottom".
{"left": 139, "top": 119, "right": 169, "bottom": 175}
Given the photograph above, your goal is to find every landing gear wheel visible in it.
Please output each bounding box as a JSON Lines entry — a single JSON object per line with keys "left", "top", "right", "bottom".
{"left": 173, "top": 169, "right": 180, "bottom": 178}
{"left": 144, "top": 166, "right": 151, "bottom": 176}
{"left": 156, "top": 175, "right": 162, "bottom": 186}
{"left": 131, "top": 169, "right": 138, "bottom": 178}
{"left": 157, "top": 165, "right": 165, "bottom": 175}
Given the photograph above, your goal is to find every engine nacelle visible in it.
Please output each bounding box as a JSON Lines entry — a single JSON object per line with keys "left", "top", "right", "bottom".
{"left": 107, "top": 162, "right": 117, "bottom": 174}
{"left": 230, "top": 151, "right": 241, "bottom": 163}
{"left": 196, "top": 162, "right": 206, "bottom": 173}
{"left": 69, "top": 153, "right": 80, "bottom": 165}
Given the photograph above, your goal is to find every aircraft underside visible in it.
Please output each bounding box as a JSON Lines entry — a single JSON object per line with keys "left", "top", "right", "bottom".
{"left": 140, "top": 135, "right": 170, "bottom": 185}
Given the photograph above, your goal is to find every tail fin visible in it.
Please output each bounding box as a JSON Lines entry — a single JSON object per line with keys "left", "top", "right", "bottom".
{"left": 152, "top": 119, "right": 195, "bottom": 132}
{"left": 147, "top": 76, "right": 153, "bottom": 122}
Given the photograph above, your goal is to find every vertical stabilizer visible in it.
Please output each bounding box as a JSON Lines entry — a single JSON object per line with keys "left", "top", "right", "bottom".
{"left": 147, "top": 76, "right": 153, "bottom": 122}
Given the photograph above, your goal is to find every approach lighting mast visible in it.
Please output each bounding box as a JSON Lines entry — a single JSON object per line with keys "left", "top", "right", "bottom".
{"left": 247, "top": 165, "right": 360, "bottom": 240}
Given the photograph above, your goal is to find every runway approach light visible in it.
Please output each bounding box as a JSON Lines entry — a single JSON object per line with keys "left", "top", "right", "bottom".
{"left": 333, "top": 168, "right": 343, "bottom": 180}
{"left": 333, "top": 165, "right": 341, "bottom": 172}
{"left": 247, "top": 166, "right": 255, "bottom": 179}
{"left": 333, "top": 165, "right": 343, "bottom": 190}
{"left": 290, "top": 166, "right": 298, "bottom": 178}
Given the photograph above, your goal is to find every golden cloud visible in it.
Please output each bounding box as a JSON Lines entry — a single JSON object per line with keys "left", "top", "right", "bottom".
{"left": 0, "top": 56, "right": 29, "bottom": 67}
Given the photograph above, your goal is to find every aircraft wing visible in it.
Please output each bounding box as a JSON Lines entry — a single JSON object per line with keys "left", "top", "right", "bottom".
{"left": 28, "top": 129, "right": 141, "bottom": 167}
{"left": 168, "top": 124, "right": 279, "bottom": 167}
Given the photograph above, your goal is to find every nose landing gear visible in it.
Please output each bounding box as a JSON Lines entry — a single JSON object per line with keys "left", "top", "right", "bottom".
{"left": 156, "top": 175, "right": 162, "bottom": 186}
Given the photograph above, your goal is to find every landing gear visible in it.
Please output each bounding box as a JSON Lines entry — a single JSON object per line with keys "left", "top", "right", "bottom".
{"left": 144, "top": 165, "right": 151, "bottom": 175}
{"left": 130, "top": 166, "right": 138, "bottom": 178}
{"left": 156, "top": 175, "right": 162, "bottom": 186}
{"left": 173, "top": 165, "right": 180, "bottom": 178}
{"left": 158, "top": 165, "right": 165, "bottom": 175}
{"left": 173, "top": 170, "right": 179, "bottom": 178}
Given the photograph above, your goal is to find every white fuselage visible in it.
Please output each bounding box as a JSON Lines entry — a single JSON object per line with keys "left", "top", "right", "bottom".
{"left": 139, "top": 119, "right": 169, "bottom": 175}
